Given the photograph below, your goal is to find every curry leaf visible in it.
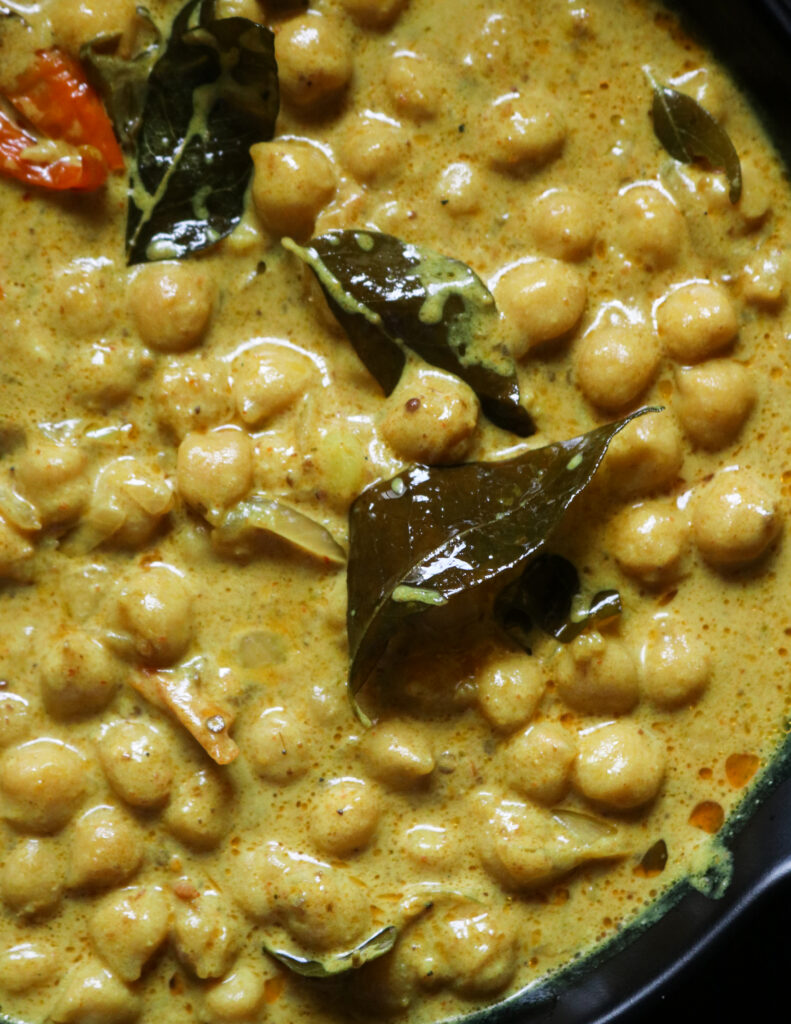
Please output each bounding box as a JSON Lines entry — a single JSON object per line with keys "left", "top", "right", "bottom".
{"left": 126, "top": 0, "right": 278, "bottom": 263}
{"left": 495, "top": 552, "right": 622, "bottom": 649}
{"left": 262, "top": 925, "right": 397, "bottom": 978}
{"left": 649, "top": 75, "right": 742, "bottom": 203}
{"left": 283, "top": 231, "right": 534, "bottom": 437}
{"left": 347, "top": 409, "right": 655, "bottom": 695}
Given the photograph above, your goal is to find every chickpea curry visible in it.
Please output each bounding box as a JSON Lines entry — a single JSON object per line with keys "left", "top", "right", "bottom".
{"left": 0, "top": 0, "right": 789, "bottom": 1022}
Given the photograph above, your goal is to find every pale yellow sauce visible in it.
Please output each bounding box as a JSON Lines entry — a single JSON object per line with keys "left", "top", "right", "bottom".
{"left": 0, "top": 1, "right": 790, "bottom": 1023}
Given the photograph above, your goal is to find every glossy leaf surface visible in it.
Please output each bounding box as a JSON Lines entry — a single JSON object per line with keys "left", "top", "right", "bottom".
{"left": 127, "top": 0, "right": 278, "bottom": 263}
{"left": 262, "top": 925, "right": 397, "bottom": 978}
{"left": 284, "top": 230, "right": 534, "bottom": 436}
{"left": 651, "top": 80, "right": 742, "bottom": 202}
{"left": 347, "top": 410, "right": 653, "bottom": 694}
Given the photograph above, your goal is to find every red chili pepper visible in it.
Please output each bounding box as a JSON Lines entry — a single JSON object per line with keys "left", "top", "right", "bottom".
{"left": 0, "top": 109, "right": 108, "bottom": 191}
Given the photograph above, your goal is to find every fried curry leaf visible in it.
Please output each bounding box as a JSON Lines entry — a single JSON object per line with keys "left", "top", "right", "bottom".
{"left": 649, "top": 77, "right": 742, "bottom": 203}
{"left": 347, "top": 410, "right": 654, "bottom": 695}
{"left": 126, "top": 0, "right": 278, "bottom": 263}
{"left": 81, "top": 6, "right": 162, "bottom": 148}
{"left": 208, "top": 496, "right": 346, "bottom": 566}
{"left": 496, "top": 552, "right": 622, "bottom": 649}
{"left": 283, "top": 231, "right": 534, "bottom": 437}
{"left": 262, "top": 925, "right": 397, "bottom": 978}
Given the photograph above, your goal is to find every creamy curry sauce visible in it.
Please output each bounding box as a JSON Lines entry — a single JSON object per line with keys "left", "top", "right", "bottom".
{"left": 0, "top": 0, "right": 790, "bottom": 1021}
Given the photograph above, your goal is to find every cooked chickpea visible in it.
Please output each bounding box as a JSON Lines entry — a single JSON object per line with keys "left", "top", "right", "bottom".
{"left": 603, "top": 411, "right": 683, "bottom": 497}
{"left": 69, "top": 805, "right": 144, "bottom": 891}
{"left": 177, "top": 429, "right": 254, "bottom": 513}
{"left": 435, "top": 161, "right": 484, "bottom": 216}
{"left": 341, "top": 114, "right": 407, "bottom": 184}
{"left": 609, "top": 500, "right": 689, "bottom": 586}
{"left": 494, "top": 259, "right": 587, "bottom": 356}
{"left": 656, "top": 281, "right": 738, "bottom": 363}
{"left": 504, "top": 722, "right": 577, "bottom": 804}
{"left": 39, "top": 631, "right": 123, "bottom": 719}
{"left": 172, "top": 888, "right": 240, "bottom": 979}
{"left": 89, "top": 457, "right": 174, "bottom": 549}
{"left": 276, "top": 14, "right": 352, "bottom": 111}
{"left": 476, "top": 650, "right": 546, "bottom": 731}
{"left": 0, "top": 739, "right": 85, "bottom": 833}
{"left": 50, "top": 0, "right": 137, "bottom": 54}
{"left": 155, "top": 357, "right": 235, "bottom": 440}
{"left": 164, "top": 768, "right": 232, "bottom": 849}
{"left": 361, "top": 720, "right": 434, "bottom": 788}
{"left": 386, "top": 52, "right": 443, "bottom": 120}
{"left": 310, "top": 777, "right": 380, "bottom": 856}
{"left": 13, "top": 442, "right": 88, "bottom": 527}
{"left": 115, "top": 564, "right": 193, "bottom": 666}
{"left": 245, "top": 706, "right": 310, "bottom": 785}
{"left": 380, "top": 367, "right": 479, "bottom": 465}
{"left": 251, "top": 141, "right": 336, "bottom": 240}
{"left": 0, "top": 941, "right": 58, "bottom": 994}
{"left": 675, "top": 360, "right": 756, "bottom": 450}
{"left": 50, "top": 962, "right": 140, "bottom": 1024}
{"left": 0, "top": 693, "right": 31, "bottom": 747}
{"left": 232, "top": 343, "right": 315, "bottom": 427}
{"left": 615, "top": 185, "right": 685, "bottom": 270}
{"left": 575, "top": 324, "right": 660, "bottom": 411}
{"left": 339, "top": 0, "right": 406, "bottom": 28}
{"left": 204, "top": 963, "right": 267, "bottom": 1021}
{"left": 0, "top": 838, "right": 64, "bottom": 915}
{"left": 532, "top": 188, "right": 596, "bottom": 261}
{"left": 573, "top": 721, "right": 666, "bottom": 810}
{"left": 555, "top": 634, "right": 639, "bottom": 716}
{"left": 484, "top": 93, "right": 566, "bottom": 171}
{"left": 692, "top": 469, "right": 781, "bottom": 568}
{"left": 98, "top": 720, "right": 174, "bottom": 808}
{"left": 0, "top": 516, "right": 34, "bottom": 581}
{"left": 90, "top": 886, "right": 171, "bottom": 982}
{"left": 640, "top": 620, "right": 711, "bottom": 707}
{"left": 129, "top": 262, "right": 215, "bottom": 352}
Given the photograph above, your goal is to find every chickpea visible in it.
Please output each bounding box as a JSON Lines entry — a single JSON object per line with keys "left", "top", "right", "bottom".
{"left": 13, "top": 442, "right": 88, "bottom": 527}
{"left": 89, "top": 886, "right": 171, "bottom": 982}
{"left": 386, "top": 52, "right": 443, "bottom": 120}
{"left": 310, "top": 777, "right": 380, "bottom": 856}
{"left": 504, "top": 722, "right": 577, "bottom": 804}
{"left": 115, "top": 564, "right": 193, "bottom": 666}
{"left": 494, "top": 259, "right": 587, "bottom": 356}
{"left": 609, "top": 500, "right": 689, "bottom": 586}
{"left": 155, "top": 357, "right": 235, "bottom": 440}
{"left": 0, "top": 692, "right": 31, "bottom": 747}
{"left": 49, "top": 962, "right": 140, "bottom": 1024}
{"left": 656, "top": 281, "right": 738, "bottom": 364}
{"left": 615, "top": 185, "right": 685, "bottom": 270}
{"left": 483, "top": 93, "right": 566, "bottom": 171}
{"left": 532, "top": 188, "right": 597, "bottom": 261}
{"left": 89, "top": 457, "right": 174, "bottom": 549}
{"left": 39, "top": 631, "right": 123, "bottom": 719}
{"left": 232, "top": 343, "right": 315, "bottom": 427}
{"left": 276, "top": 14, "right": 352, "bottom": 111}
{"left": 172, "top": 887, "right": 240, "bottom": 979}
{"left": 361, "top": 720, "right": 434, "bottom": 788}
{"left": 0, "top": 738, "right": 85, "bottom": 833}
{"left": 476, "top": 651, "right": 546, "bottom": 731}
{"left": 129, "top": 262, "right": 215, "bottom": 352}
{"left": 177, "top": 429, "right": 254, "bottom": 513}
{"left": 339, "top": 0, "right": 406, "bottom": 28}
{"left": 0, "top": 515, "right": 34, "bottom": 581}
{"left": 0, "top": 838, "right": 64, "bottom": 915}
{"left": 204, "top": 963, "right": 267, "bottom": 1021}
{"left": 401, "top": 823, "right": 459, "bottom": 870}
{"left": 554, "top": 634, "right": 639, "bottom": 716}
{"left": 675, "top": 360, "right": 756, "bottom": 450}
{"left": 0, "top": 941, "right": 58, "bottom": 994}
{"left": 245, "top": 706, "right": 310, "bottom": 785}
{"left": 692, "top": 469, "right": 781, "bottom": 568}
{"left": 603, "top": 411, "right": 683, "bottom": 497}
{"left": 575, "top": 325, "right": 660, "bottom": 411}
{"left": 251, "top": 141, "right": 336, "bottom": 240}
{"left": 164, "top": 768, "right": 233, "bottom": 849}
{"left": 573, "top": 721, "right": 666, "bottom": 810}
{"left": 69, "top": 804, "right": 144, "bottom": 892}
{"left": 640, "top": 620, "right": 711, "bottom": 707}
{"left": 98, "top": 720, "right": 174, "bottom": 809}
{"left": 379, "top": 367, "right": 479, "bottom": 465}
{"left": 435, "top": 161, "right": 484, "bottom": 216}
{"left": 340, "top": 114, "right": 407, "bottom": 184}
{"left": 50, "top": 0, "right": 137, "bottom": 55}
